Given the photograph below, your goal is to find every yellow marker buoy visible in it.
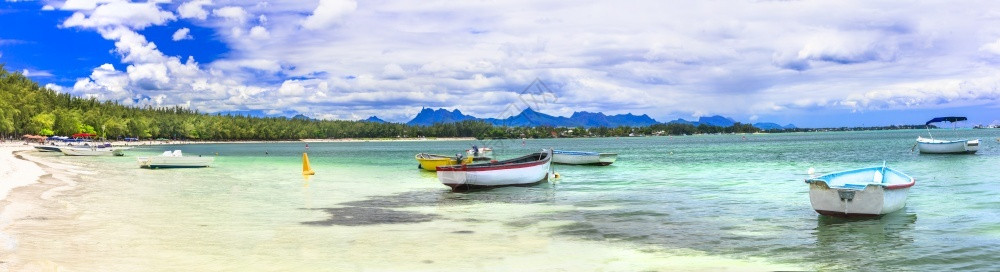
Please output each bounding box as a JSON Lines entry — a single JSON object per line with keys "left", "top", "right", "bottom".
{"left": 302, "top": 152, "right": 315, "bottom": 175}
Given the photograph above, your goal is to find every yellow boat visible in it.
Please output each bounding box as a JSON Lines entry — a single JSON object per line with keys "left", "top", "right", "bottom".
{"left": 415, "top": 153, "right": 472, "bottom": 171}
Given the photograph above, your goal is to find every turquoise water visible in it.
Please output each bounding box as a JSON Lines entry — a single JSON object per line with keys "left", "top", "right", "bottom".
{"left": 10, "top": 129, "right": 1000, "bottom": 271}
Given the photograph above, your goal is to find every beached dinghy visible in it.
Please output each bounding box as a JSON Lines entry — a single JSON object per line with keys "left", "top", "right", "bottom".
{"left": 916, "top": 117, "right": 979, "bottom": 154}
{"left": 137, "top": 150, "right": 214, "bottom": 169}
{"left": 552, "top": 150, "right": 617, "bottom": 166}
{"left": 436, "top": 149, "right": 552, "bottom": 191}
{"left": 804, "top": 164, "right": 915, "bottom": 218}
{"left": 415, "top": 153, "right": 473, "bottom": 171}
{"left": 60, "top": 146, "right": 125, "bottom": 156}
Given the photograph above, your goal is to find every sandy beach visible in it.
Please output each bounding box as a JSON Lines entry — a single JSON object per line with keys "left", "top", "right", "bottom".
{"left": 0, "top": 143, "right": 92, "bottom": 271}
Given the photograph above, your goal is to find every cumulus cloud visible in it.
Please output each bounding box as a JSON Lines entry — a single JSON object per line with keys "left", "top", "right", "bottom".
{"left": 248, "top": 26, "right": 269, "bottom": 39}
{"left": 60, "top": 0, "right": 108, "bottom": 11}
{"left": 302, "top": 0, "right": 356, "bottom": 30}
{"left": 178, "top": 0, "right": 212, "bottom": 20}
{"left": 213, "top": 6, "right": 248, "bottom": 23}
{"left": 46, "top": 0, "right": 1000, "bottom": 123}
{"left": 62, "top": 1, "right": 175, "bottom": 30}
{"left": 172, "top": 27, "right": 192, "bottom": 41}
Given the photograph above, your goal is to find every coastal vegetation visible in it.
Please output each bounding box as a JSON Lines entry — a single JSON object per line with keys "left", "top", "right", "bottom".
{"left": 0, "top": 66, "right": 912, "bottom": 141}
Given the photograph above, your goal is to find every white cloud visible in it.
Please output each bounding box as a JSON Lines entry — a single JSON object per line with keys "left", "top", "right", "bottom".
{"left": 62, "top": 1, "right": 175, "bottom": 30}
{"left": 41, "top": 5, "right": 55, "bottom": 11}
{"left": 212, "top": 6, "right": 248, "bottom": 23}
{"left": 178, "top": 0, "right": 212, "bottom": 20}
{"left": 48, "top": 0, "right": 1000, "bottom": 124}
{"left": 172, "top": 27, "right": 192, "bottom": 41}
{"left": 980, "top": 39, "right": 1000, "bottom": 56}
{"left": 60, "top": 0, "right": 111, "bottom": 11}
{"left": 301, "top": 0, "right": 356, "bottom": 30}
{"left": 277, "top": 80, "right": 306, "bottom": 96}
{"left": 248, "top": 26, "right": 269, "bottom": 39}
{"left": 21, "top": 69, "right": 54, "bottom": 77}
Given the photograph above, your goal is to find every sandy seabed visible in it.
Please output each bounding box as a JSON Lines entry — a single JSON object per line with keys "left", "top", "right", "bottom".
{"left": 0, "top": 141, "right": 800, "bottom": 272}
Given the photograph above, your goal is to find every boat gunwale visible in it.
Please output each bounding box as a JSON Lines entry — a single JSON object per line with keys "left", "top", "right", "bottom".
{"left": 415, "top": 153, "right": 460, "bottom": 161}
{"left": 805, "top": 166, "right": 916, "bottom": 190}
{"left": 436, "top": 152, "right": 549, "bottom": 172}
{"left": 916, "top": 138, "right": 978, "bottom": 144}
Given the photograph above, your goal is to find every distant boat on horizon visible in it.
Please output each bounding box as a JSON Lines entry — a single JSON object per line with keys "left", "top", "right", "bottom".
{"left": 916, "top": 117, "right": 979, "bottom": 154}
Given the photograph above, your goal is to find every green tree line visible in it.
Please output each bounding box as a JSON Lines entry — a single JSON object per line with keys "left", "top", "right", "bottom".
{"left": 0, "top": 65, "right": 761, "bottom": 141}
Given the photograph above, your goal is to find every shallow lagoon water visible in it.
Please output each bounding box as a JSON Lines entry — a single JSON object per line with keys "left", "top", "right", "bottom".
{"left": 4, "top": 129, "right": 999, "bottom": 271}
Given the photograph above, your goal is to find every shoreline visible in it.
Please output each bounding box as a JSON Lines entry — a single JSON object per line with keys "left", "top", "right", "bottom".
{"left": 0, "top": 143, "right": 88, "bottom": 271}
{"left": 24, "top": 137, "right": 480, "bottom": 147}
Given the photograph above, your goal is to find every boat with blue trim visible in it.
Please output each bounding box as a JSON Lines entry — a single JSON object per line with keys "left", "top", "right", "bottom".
{"left": 916, "top": 117, "right": 979, "bottom": 154}
{"left": 552, "top": 150, "right": 617, "bottom": 166}
{"left": 804, "top": 164, "right": 915, "bottom": 218}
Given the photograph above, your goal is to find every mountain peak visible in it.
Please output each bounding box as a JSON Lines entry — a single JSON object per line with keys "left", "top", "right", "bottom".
{"left": 407, "top": 107, "right": 477, "bottom": 126}
{"left": 363, "top": 116, "right": 387, "bottom": 123}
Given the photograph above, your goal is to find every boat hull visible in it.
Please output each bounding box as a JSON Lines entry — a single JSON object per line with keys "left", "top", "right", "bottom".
{"left": 805, "top": 166, "right": 915, "bottom": 218}
{"left": 807, "top": 182, "right": 910, "bottom": 217}
{"left": 415, "top": 154, "right": 472, "bottom": 172}
{"left": 33, "top": 146, "right": 62, "bottom": 152}
{"left": 917, "top": 137, "right": 978, "bottom": 154}
{"left": 552, "top": 150, "right": 617, "bottom": 166}
{"left": 61, "top": 147, "right": 124, "bottom": 156}
{"left": 437, "top": 151, "right": 551, "bottom": 191}
{"left": 137, "top": 156, "right": 214, "bottom": 168}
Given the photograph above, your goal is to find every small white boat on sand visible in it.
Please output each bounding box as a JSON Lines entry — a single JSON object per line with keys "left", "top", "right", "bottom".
{"left": 552, "top": 150, "right": 617, "bottom": 166}
{"left": 60, "top": 146, "right": 125, "bottom": 156}
{"left": 916, "top": 117, "right": 978, "bottom": 154}
{"left": 804, "top": 164, "right": 915, "bottom": 218}
{"left": 137, "top": 150, "right": 214, "bottom": 169}
{"left": 437, "top": 149, "right": 552, "bottom": 191}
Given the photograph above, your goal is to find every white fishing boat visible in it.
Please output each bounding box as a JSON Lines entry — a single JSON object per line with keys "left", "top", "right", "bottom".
{"left": 137, "top": 150, "right": 214, "bottom": 169}
{"left": 916, "top": 117, "right": 979, "bottom": 154}
{"left": 466, "top": 146, "right": 493, "bottom": 158}
{"left": 804, "top": 164, "right": 915, "bottom": 218}
{"left": 60, "top": 146, "right": 125, "bottom": 156}
{"left": 552, "top": 150, "right": 617, "bottom": 166}
{"left": 916, "top": 136, "right": 979, "bottom": 154}
{"left": 436, "top": 149, "right": 552, "bottom": 191}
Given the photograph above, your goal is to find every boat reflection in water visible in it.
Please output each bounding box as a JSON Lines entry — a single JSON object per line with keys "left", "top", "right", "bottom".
{"left": 811, "top": 211, "right": 918, "bottom": 270}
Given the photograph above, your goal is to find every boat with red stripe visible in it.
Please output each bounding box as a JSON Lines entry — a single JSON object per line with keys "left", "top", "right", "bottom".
{"left": 804, "top": 163, "right": 915, "bottom": 218}
{"left": 436, "top": 149, "right": 552, "bottom": 191}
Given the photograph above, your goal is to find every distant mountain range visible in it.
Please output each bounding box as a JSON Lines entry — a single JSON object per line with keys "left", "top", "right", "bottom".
{"left": 391, "top": 108, "right": 796, "bottom": 129}
{"left": 665, "top": 115, "right": 797, "bottom": 130}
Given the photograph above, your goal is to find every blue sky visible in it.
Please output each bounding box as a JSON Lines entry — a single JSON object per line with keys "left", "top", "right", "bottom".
{"left": 2, "top": 0, "right": 1000, "bottom": 127}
